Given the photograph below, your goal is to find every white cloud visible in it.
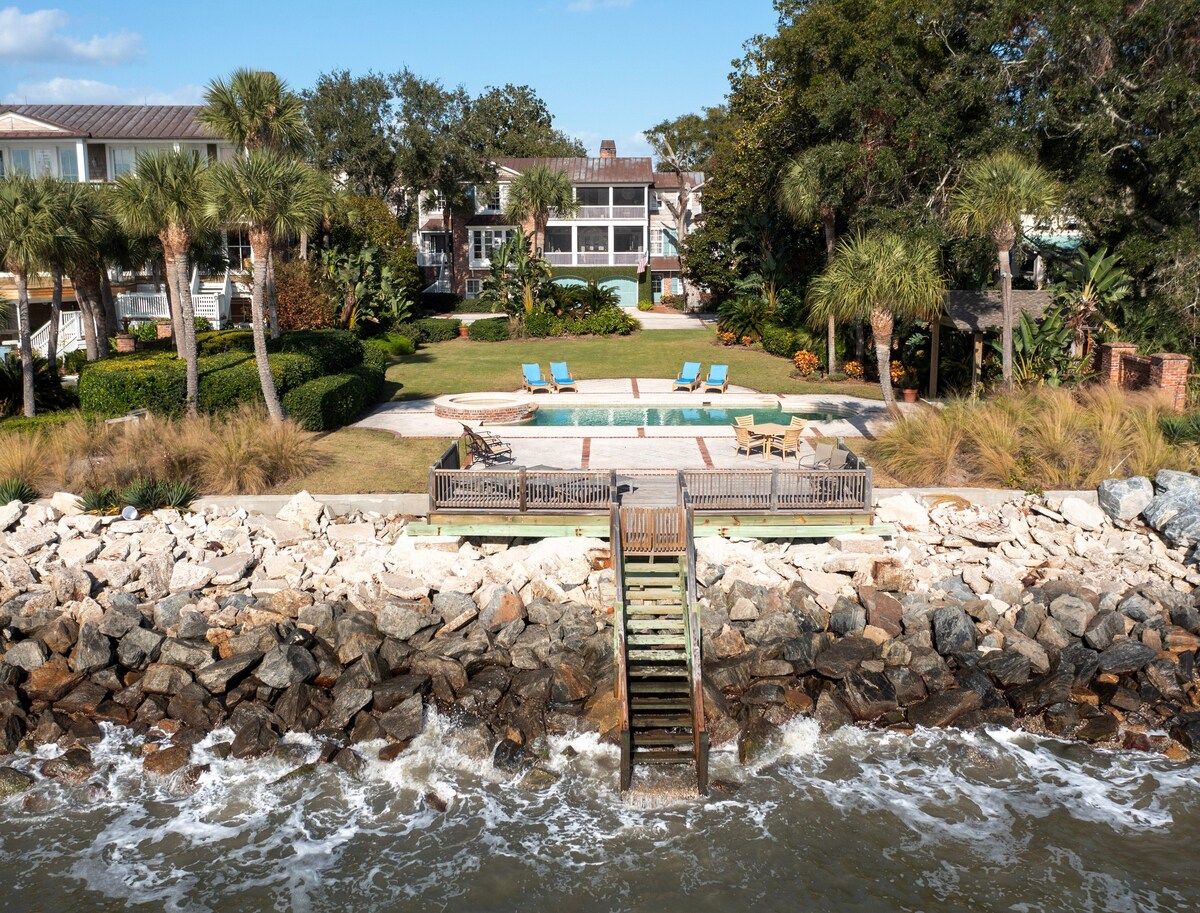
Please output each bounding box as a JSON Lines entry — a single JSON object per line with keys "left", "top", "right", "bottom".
{"left": 3, "top": 77, "right": 203, "bottom": 105}
{"left": 0, "top": 7, "right": 142, "bottom": 64}
{"left": 567, "top": 0, "right": 632, "bottom": 12}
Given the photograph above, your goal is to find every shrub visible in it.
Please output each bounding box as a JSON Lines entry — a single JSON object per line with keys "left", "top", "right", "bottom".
{"left": 761, "top": 326, "right": 796, "bottom": 358}
{"left": 469, "top": 317, "right": 512, "bottom": 341}
{"left": 128, "top": 321, "right": 160, "bottom": 343}
{"left": 78, "top": 353, "right": 186, "bottom": 415}
{"left": 276, "top": 329, "right": 363, "bottom": 374}
{"left": 717, "top": 297, "right": 772, "bottom": 341}
{"left": 717, "top": 331, "right": 737, "bottom": 346}
{"left": 194, "top": 316, "right": 212, "bottom": 333}
{"left": 522, "top": 311, "right": 557, "bottom": 338}
{"left": 80, "top": 487, "right": 119, "bottom": 514}
{"left": 355, "top": 344, "right": 387, "bottom": 401}
{"left": 0, "top": 477, "right": 37, "bottom": 504}
{"left": 365, "top": 334, "right": 415, "bottom": 357}
{"left": 120, "top": 477, "right": 166, "bottom": 513}
{"left": 398, "top": 317, "right": 462, "bottom": 344}
{"left": 59, "top": 350, "right": 88, "bottom": 376}
{"left": 0, "top": 354, "right": 78, "bottom": 417}
{"left": 283, "top": 373, "right": 372, "bottom": 431}
{"left": 571, "top": 305, "right": 637, "bottom": 336}
{"left": 842, "top": 360, "right": 864, "bottom": 380}
{"left": 828, "top": 371, "right": 848, "bottom": 382}
{"left": 276, "top": 258, "right": 337, "bottom": 330}
{"left": 637, "top": 300, "right": 654, "bottom": 312}
{"left": 661, "top": 293, "right": 686, "bottom": 311}
{"left": 197, "top": 330, "right": 255, "bottom": 355}
{"left": 793, "top": 350, "right": 819, "bottom": 376}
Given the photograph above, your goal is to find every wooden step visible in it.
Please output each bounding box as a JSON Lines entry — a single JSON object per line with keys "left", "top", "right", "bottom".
{"left": 627, "top": 634, "right": 686, "bottom": 647}
{"left": 631, "top": 748, "right": 693, "bottom": 765}
{"left": 627, "top": 667, "right": 689, "bottom": 678}
{"left": 628, "top": 648, "right": 686, "bottom": 662}
{"left": 631, "top": 714, "right": 693, "bottom": 728}
{"left": 626, "top": 589, "right": 682, "bottom": 602}
{"left": 629, "top": 680, "right": 690, "bottom": 693}
{"left": 624, "top": 573, "right": 681, "bottom": 584}
{"left": 626, "top": 618, "right": 685, "bottom": 631}
{"left": 626, "top": 605, "right": 684, "bottom": 615}
{"left": 633, "top": 730, "right": 693, "bottom": 746}
{"left": 630, "top": 697, "right": 691, "bottom": 710}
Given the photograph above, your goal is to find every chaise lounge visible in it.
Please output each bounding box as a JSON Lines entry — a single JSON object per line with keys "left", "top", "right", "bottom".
{"left": 701, "top": 364, "right": 729, "bottom": 393}
{"left": 672, "top": 361, "right": 701, "bottom": 392}
{"left": 522, "top": 364, "right": 552, "bottom": 393}
{"left": 549, "top": 361, "right": 578, "bottom": 392}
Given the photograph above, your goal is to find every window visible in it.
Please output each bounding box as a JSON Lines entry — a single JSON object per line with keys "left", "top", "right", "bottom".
{"left": 471, "top": 228, "right": 513, "bottom": 263}
{"left": 613, "top": 186, "right": 644, "bottom": 207}
{"left": 649, "top": 191, "right": 659, "bottom": 212}
{"left": 544, "top": 226, "right": 572, "bottom": 253}
{"left": 0, "top": 152, "right": 5, "bottom": 178}
{"left": 465, "top": 279, "right": 482, "bottom": 300}
{"left": 111, "top": 146, "right": 138, "bottom": 177}
{"left": 58, "top": 148, "right": 78, "bottom": 182}
{"left": 576, "top": 186, "right": 608, "bottom": 207}
{"left": 227, "top": 228, "right": 252, "bottom": 270}
{"left": 475, "top": 185, "right": 501, "bottom": 213}
{"left": 9, "top": 149, "right": 31, "bottom": 175}
{"left": 577, "top": 226, "right": 608, "bottom": 252}
{"left": 650, "top": 228, "right": 663, "bottom": 255}
{"left": 613, "top": 226, "right": 643, "bottom": 253}
{"left": 661, "top": 228, "right": 678, "bottom": 257}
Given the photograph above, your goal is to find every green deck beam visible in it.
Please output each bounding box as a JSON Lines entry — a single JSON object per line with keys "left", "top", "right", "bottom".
{"left": 408, "top": 517, "right": 895, "bottom": 540}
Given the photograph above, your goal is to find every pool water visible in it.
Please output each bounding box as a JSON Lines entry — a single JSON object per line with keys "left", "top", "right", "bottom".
{"left": 524, "top": 404, "right": 846, "bottom": 427}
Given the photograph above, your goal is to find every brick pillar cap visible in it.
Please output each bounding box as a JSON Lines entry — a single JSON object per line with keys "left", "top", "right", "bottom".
{"left": 1101, "top": 341, "right": 1138, "bottom": 350}
{"left": 1150, "top": 352, "right": 1190, "bottom": 361}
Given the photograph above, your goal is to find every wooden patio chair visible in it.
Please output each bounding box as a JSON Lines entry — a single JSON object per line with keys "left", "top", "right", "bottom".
{"left": 734, "top": 414, "right": 755, "bottom": 427}
{"left": 789, "top": 415, "right": 806, "bottom": 428}
{"left": 769, "top": 427, "right": 804, "bottom": 461}
{"left": 734, "top": 425, "right": 766, "bottom": 457}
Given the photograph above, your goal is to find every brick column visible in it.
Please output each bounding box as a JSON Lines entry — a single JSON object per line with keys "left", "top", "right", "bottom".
{"left": 1150, "top": 353, "right": 1191, "bottom": 412}
{"left": 1097, "top": 342, "right": 1137, "bottom": 385}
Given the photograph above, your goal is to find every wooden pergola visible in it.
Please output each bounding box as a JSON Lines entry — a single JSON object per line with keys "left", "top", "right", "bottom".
{"left": 928, "top": 289, "right": 1053, "bottom": 397}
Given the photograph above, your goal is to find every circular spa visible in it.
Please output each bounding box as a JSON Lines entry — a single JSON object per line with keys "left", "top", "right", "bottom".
{"left": 433, "top": 392, "right": 538, "bottom": 424}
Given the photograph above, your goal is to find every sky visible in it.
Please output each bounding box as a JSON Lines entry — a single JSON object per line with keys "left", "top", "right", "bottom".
{"left": 0, "top": 1, "right": 780, "bottom": 157}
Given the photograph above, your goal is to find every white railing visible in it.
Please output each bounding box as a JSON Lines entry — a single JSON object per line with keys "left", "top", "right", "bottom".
{"left": 577, "top": 252, "right": 610, "bottom": 265}
{"left": 545, "top": 252, "right": 573, "bottom": 266}
{"left": 116, "top": 291, "right": 170, "bottom": 321}
{"left": 612, "top": 206, "right": 646, "bottom": 219}
{"left": 577, "top": 206, "right": 611, "bottom": 219}
{"left": 31, "top": 311, "right": 86, "bottom": 358}
{"left": 544, "top": 252, "right": 645, "bottom": 267}
{"left": 192, "top": 293, "right": 224, "bottom": 328}
{"left": 612, "top": 252, "right": 641, "bottom": 265}
{"left": 418, "top": 250, "right": 449, "bottom": 267}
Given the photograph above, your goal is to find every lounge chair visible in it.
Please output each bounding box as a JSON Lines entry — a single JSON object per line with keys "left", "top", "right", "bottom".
{"left": 701, "top": 364, "right": 728, "bottom": 393}
{"left": 799, "top": 442, "right": 835, "bottom": 469}
{"left": 461, "top": 423, "right": 509, "bottom": 449}
{"left": 672, "top": 362, "right": 701, "bottom": 392}
{"left": 549, "top": 361, "right": 578, "bottom": 392}
{"left": 522, "top": 364, "right": 551, "bottom": 393}
{"left": 734, "top": 425, "right": 766, "bottom": 457}
{"left": 462, "top": 426, "right": 512, "bottom": 464}
{"left": 769, "top": 427, "right": 804, "bottom": 461}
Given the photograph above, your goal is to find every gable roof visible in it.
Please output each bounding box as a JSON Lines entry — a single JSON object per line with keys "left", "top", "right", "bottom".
{"left": 942, "top": 289, "right": 1052, "bottom": 333}
{"left": 492, "top": 156, "right": 654, "bottom": 184}
{"left": 0, "top": 105, "right": 217, "bottom": 141}
{"left": 652, "top": 170, "right": 705, "bottom": 191}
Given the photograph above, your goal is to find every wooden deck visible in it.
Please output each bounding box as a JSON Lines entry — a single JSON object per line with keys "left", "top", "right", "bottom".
{"left": 409, "top": 440, "right": 890, "bottom": 540}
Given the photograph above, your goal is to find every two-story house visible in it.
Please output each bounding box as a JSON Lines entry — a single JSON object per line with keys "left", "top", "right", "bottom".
{"left": 0, "top": 104, "right": 244, "bottom": 355}
{"left": 415, "top": 140, "right": 702, "bottom": 308}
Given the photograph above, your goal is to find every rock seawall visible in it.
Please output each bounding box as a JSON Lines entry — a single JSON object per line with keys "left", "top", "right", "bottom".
{"left": 1, "top": 485, "right": 1199, "bottom": 793}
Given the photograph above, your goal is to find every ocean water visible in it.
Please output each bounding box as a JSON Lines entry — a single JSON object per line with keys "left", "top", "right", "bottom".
{"left": 525, "top": 405, "right": 852, "bottom": 427}
{"left": 0, "top": 715, "right": 1197, "bottom": 913}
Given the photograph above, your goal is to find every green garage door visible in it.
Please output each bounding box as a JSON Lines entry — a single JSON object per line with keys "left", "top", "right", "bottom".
{"left": 600, "top": 277, "right": 639, "bottom": 308}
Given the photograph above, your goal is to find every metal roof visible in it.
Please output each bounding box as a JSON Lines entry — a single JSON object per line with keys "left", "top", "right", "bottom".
{"left": 652, "top": 170, "right": 704, "bottom": 190}
{"left": 493, "top": 156, "right": 655, "bottom": 184}
{"left": 0, "top": 104, "right": 217, "bottom": 140}
{"left": 942, "top": 289, "right": 1052, "bottom": 333}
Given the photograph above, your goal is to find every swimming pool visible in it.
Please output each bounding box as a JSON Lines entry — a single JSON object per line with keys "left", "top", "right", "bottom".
{"left": 519, "top": 404, "right": 851, "bottom": 427}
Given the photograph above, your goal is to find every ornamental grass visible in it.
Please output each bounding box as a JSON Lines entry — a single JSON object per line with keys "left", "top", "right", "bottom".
{"left": 868, "top": 386, "right": 1194, "bottom": 490}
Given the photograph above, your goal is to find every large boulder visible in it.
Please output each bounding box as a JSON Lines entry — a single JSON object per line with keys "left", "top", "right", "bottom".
{"left": 276, "top": 491, "right": 326, "bottom": 532}
{"left": 1154, "top": 469, "right": 1200, "bottom": 494}
{"left": 1059, "top": 497, "right": 1105, "bottom": 531}
{"left": 1161, "top": 508, "right": 1200, "bottom": 548}
{"left": 256, "top": 645, "right": 319, "bottom": 689}
{"left": 1096, "top": 477, "right": 1154, "bottom": 523}
{"left": 931, "top": 606, "right": 976, "bottom": 655}
{"left": 1142, "top": 488, "right": 1199, "bottom": 531}
{"left": 874, "top": 493, "right": 930, "bottom": 530}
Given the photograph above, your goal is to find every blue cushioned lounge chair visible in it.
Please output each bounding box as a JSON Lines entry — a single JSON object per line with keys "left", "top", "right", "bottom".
{"left": 549, "top": 361, "right": 578, "bottom": 392}
{"left": 672, "top": 361, "right": 701, "bottom": 391}
{"left": 702, "top": 364, "right": 729, "bottom": 393}
{"left": 522, "top": 363, "right": 551, "bottom": 393}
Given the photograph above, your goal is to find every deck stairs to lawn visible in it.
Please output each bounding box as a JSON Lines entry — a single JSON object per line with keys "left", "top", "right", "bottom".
{"left": 612, "top": 474, "right": 708, "bottom": 796}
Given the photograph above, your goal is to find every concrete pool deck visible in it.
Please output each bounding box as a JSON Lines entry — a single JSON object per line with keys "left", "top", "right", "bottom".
{"left": 354, "top": 380, "right": 906, "bottom": 471}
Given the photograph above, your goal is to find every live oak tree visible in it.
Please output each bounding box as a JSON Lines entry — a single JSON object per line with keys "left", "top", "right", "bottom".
{"left": 302, "top": 70, "right": 401, "bottom": 200}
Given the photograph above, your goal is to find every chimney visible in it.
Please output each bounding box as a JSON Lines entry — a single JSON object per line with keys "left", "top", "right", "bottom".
{"left": 599, "top": 139, "right": 617, "bottom": 159}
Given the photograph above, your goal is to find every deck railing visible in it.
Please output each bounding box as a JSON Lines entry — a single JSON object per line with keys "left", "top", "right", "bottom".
{"left": 431, "top": 465, "right": 615, "bottom": 513}
{"left": 619, "top": 506, "right": 688, "bottom": 554}
{"left": 681, "top": 467, "right": 871, "bottom": 512}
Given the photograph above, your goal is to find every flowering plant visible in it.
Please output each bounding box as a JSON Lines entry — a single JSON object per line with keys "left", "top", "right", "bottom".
{"left": 890, "top": 360, "right": 905, "bottom": 385}
{"left": 842, "top": 360, "right": 864, "bottom": 380}
{"left": 718, "top": 331, "right": 737, "bottom": 346}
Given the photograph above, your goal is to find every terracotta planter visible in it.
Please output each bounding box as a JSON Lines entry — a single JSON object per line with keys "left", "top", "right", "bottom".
{"left": 902, "top": 388, "right": 919, "bottom": 403}
{"left": 115, "top": 334, "right": 136, "bottom": 354}
{"left": 458, "top": 326, "right": 470, "bottom": 338}
{"left": 155, "top": 323, "right": 173, "bottom": 340}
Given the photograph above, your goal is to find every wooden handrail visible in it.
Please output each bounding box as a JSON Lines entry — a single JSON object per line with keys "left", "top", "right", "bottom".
{"left": 681, "top": 493, "right": 707, "bottom": 795}
{"left": 611, "top": 505, "right": 631, "bottom": 790}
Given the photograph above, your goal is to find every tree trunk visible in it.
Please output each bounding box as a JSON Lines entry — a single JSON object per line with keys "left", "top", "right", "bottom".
{"left": 48, "top": 268, "right": 62, "bottom": 384}
{"left": 100, "top": 270, "right": 118, "bottom": 337}
{"left": 16, "top": 272, "right": 35, "bottom": 417}
{"left": 998, "top": 242, "right": 1014, "bottom": 392}
{"left": 71, "top": 266, "right": 100, "bottom": 361}
{"left": 299, "top": 229, "right": 308, "bottom": 261}
{"left": 870, "top": 306, "right": 896, "bottom": 408}
{"left": 266, "top": 246, "right": 281, "bottom": 340}
{"left": 159, "top": 238, "right": 186, "bottom": 358}
{"left": 855, "top": 321, "right": 865, "bottom": 364}
{"left": 822, "top": 213, "right": 838, "bottom": 375}
{"left": 250, "top": 230, "right": 284, "bottom": 421}
{"left": 172, "top": 253, "right": 200, "bottom": 417}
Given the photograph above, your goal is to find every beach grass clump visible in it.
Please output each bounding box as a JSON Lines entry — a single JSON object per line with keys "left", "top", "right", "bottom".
{"left": 869, "top": 386, "right": 1193, "bottom": 490}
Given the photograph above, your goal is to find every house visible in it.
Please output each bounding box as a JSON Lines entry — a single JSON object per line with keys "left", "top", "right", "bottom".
{"left": 0, "top": 104, "right": 245, "bottom": 354}
{"left": 414, "top": 140, "right": 702, "bottom": 308}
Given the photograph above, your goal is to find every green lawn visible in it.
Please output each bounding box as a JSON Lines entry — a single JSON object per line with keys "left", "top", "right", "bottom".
{"left": 384, "top": 329, "right": 883, "bottom": 401}
{"left": 272, "top": 429, "right": 449, "bottom": 495}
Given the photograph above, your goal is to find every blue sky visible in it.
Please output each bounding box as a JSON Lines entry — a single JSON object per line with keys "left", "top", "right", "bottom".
{"left": 0, "top": 1, "right": 780, "bottom": 156}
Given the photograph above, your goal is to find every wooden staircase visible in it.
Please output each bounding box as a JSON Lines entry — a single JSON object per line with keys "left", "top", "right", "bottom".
{"left": 613, "top": 501, "right": 708, "bottom": 795}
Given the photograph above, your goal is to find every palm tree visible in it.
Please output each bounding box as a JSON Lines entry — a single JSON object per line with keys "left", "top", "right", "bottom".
{"left": 205, "top": 151, "right": 325, "bottom": 420}
{"left": 778, "top": 143, "right": 857, "bottom": 374}
{"left": 0, "top": 176, "right": 79, "bottom": 416}
{"left": 55, "top": 181, "right": 114, "bottom": 362}
{"left": 808, "top": 231, "right": 945, "bottom": 407}
{"left": 503, "top": 164, "right": 578, "bottom": 254}
{"left": 38, "top": 177, "right": 77, "bottom": 380}
{"left": 200, "top": 68, "right": 310, "bottom": 339}
{"left": 949, "top": 151, "right": 1062, "bottom": 391}
{"left": 110, "top": 149, "right": 211, "bottom": 415}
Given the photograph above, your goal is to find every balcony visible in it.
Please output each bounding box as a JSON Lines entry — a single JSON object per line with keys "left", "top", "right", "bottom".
{"left": 544, "top": 252, "right": 642, "bottom": 267}
{"left": 550, "top": 206, "right": 647, "bottom": 221}
{"left": 417, "top": 249, "right": 449, "bottom": 267}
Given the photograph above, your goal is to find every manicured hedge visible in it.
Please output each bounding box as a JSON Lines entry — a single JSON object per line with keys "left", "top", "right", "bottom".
{"left": 197, "top": 330, "right": 255, "bottom": 355}
{"left": 393, "top": 317, "right": 461, "bottom": 344}
{"left": 77, "top": 353, "right": 185, "bottom": 415}
{"left": 197, "top": 351, "right": 322, "bottom": 413}
{"left": 364, "top": 333, "right": 415, "bottom": 357}
{"left": 514, "top": 305, "right": 639, "bottom": 339}
{"left": 276, "top": 329, "right": 362, "bottom": 373}
{"left": 283, "top": 373, "right": 373, "bottom": 431}
{"left": 468, "top": 317, "right": 510, "bottom": 341}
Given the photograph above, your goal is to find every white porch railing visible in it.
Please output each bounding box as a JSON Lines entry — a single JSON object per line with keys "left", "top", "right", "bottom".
{"left": 30, "top": 311, "right": 86, "bottom": 358}
{"left": 546, "top": 252, "right": 573, "bottom": 266}
{"left": 576, "top": 206, "right": 611, "bottom": 219}
{"left": 192, "top": 293, "right": 224, "bottom": 327}
{"left": 116, "top": 291, "right": 170, "bottom": 322}
{"left": 612, "top": 206, "right": 646, "bottom": 219}
{"left": 544, "top": 252, "right": 645, "bottom": 267}
{"left": 418, "top": 250, "right": 449, "bottom": 267}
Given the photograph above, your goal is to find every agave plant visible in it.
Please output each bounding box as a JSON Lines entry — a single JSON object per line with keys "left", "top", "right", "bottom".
{"left": 120, "top": 477, "right": 166, "bottom": 513}
{"left": 0, "top": 477, "right": 37, "bottom": 504}
{"left": 160, "top": 480, "right": 197, "bottom": 510}
{"left": 79, "top": 487, "right": 120, "bottom": 515}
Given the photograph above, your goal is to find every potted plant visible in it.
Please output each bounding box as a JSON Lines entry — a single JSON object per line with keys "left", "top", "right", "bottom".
{"left": 115, "top": 318, "right": 136, "bottom": 354}
{"left": 899, "top": 366, "right": 920, "bottom": 402}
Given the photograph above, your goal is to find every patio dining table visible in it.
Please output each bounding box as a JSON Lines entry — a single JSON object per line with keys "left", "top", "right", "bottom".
{"left": 748, "top": 422, "right": 790, "bottom": 461}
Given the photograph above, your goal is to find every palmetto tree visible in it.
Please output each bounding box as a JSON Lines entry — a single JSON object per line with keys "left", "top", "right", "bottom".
{"left": 503, "top": 164, "right": 578, "bottom": 254}
{"left": 200, "top": 68, "right": 310, "bottom": 339}
{"left": 808, "top": 231, "right": 945, "bottom": 407}
{"left": 206, "top": 151, "right": 325, "bottom": 420}
{"left": 0, "top": 175, "right": 79, "bottom": 416}
{"left": 111, "top": 149, "right": 211, "bottom": 415}
{"left": 949, "top": 151, "right": 1062, "bottom": 391}
{"left": 778, "top": 143, "right": 858, "bottom": 374}
{"left": 52, "top": 180, "right": 115, "bottom": 363}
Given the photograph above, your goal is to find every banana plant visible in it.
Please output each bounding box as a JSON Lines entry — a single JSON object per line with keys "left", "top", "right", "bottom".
{"left": 323, "top": 243, "right": 411, "bottom": 330}
{"left": 1052, "top": 246, "right": 1130, "bottom": 356}
{"left": 991, "top": 301, "right": 1087, "bottom": 386}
